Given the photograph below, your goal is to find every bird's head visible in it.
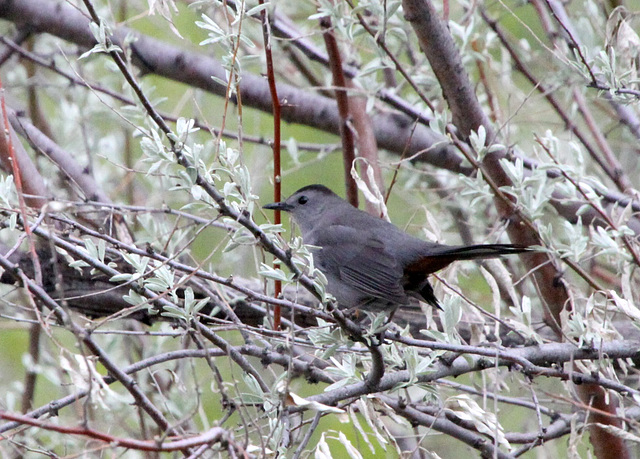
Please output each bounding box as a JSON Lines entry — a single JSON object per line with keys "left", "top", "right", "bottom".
{"left": 263, "top": 184, "right": 342, "bottom": 236}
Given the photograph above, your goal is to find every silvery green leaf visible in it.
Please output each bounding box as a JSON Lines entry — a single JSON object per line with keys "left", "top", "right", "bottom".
{"left": 246, "top": 3, "right": 269, "bottom": 17}
{"left": 191, "top": 297, "right": 210, "bottom": 315}
{"left": 69, "top": 259, "right": 90, "bottom": 269}
{"left": 258, "top": 264, "right": 293, "bottom": 282}
{"left": 160, "top": 304, "right": 188, "bottom": 320}
{"left": 210, "top": 75, "right": 228, "bottom": 87}
{"left": 110, "top": 273, "right": 132, "bottom": 283}
{"left": 420, "top": 328, "right": 448, "bottom": 342}
{"left": 123, "top": 289, "right": 146, "bottom": 306}
{"left": 176, "top": 118, "right": 199, "bottom": 142}
{"left": 83, "top": 238, "right": 98, "bottom": 259}
{"left": 415, "top": 353, "right": 437, "bottom": 374}
{"left": 196, "top": 14, "right": 225, "bottom": 35}
{"left": 322, "top": 377, "right": 352, "bottom": 393}
{"left": 122, "top": 252, "right": 150, "bottom": 274}
{"left": 0, "top": 175, "right": 15, "bottom": 207}
{"left": 469, "top": 125, "right": 487, "bottom": 152}
{"left": 242, "top": 373, "right": 264, "bottom": 401}
{"left": 259, "top": 223, "right": 285, "bottom": 234}
{"left": 144, "top": 278, "right": 169, "bottom": 292}
{"left": 191, "top": 185, "right": 203, "bottom": 201}
{"left": 447, "top": 395, "right": 511, "bottom": 451}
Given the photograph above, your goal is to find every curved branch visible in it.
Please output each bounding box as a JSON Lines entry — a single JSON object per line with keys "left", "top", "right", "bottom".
{"left": 301, "top": 339, "right": 640, "bottom": 408}
{"left": 381, "top": 395, "right": 515, "bottom": 459}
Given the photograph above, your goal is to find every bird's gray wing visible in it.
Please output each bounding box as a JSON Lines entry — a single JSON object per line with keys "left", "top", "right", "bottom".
{"left": 314, "top": 224, "right": 407, "bottom": 304}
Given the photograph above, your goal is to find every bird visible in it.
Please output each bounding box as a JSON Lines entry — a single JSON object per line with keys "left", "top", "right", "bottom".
{"left": 263, "top": 184, "right": 528, "bottom": 313}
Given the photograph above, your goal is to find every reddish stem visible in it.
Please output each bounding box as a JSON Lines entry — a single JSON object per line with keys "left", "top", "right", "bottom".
{"left": 319, "top": 16, "right": 358, "bottom": 207}
{"left": 260, "top": 0, "right": 283, "bottom": 329}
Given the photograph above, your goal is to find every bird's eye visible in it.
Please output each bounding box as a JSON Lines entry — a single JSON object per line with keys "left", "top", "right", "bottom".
{"left": 297, "top": 196, "right": 308, "bottom": 205}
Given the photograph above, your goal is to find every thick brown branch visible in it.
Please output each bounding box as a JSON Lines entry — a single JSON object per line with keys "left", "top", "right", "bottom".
{"left": 320, "top": 17, "right": 358, "bottom": 207}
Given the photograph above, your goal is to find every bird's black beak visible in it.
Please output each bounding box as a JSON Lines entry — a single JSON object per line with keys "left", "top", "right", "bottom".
{"left": 263, "top": 201, "right": 293, "bottom": 212}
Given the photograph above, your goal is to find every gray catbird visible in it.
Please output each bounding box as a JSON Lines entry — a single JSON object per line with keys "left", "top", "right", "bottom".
{"left": 264, "top": 184, "right": 528, "bottom": 312}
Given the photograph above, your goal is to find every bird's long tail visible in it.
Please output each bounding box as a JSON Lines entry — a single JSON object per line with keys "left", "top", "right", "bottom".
{"left": 434, "top": 243, "right": 529, "bottom": 259}
{"left": 407, "top": 244, "right": 529, "bottom": 309}
{"left": 407, "top": 244, "right": 529, "bottom": 275}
